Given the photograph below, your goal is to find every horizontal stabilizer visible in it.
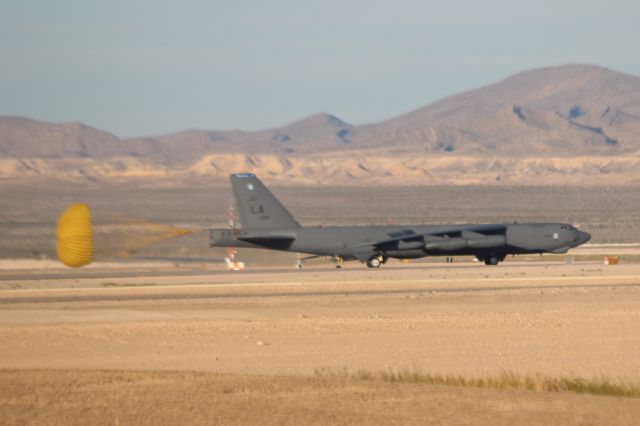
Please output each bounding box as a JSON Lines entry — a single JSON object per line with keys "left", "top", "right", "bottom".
{"left": 237, "top": 235, "right": 296, "bottom": 250}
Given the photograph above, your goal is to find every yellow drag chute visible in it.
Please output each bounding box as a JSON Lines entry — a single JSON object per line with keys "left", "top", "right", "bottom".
{"left": 56, "top": 203, "right": 94, "bottom": 267}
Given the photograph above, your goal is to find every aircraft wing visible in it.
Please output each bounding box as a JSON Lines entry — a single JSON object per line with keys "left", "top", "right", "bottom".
{"left": 357, "top": 224, "right": 508, "bottom": 252}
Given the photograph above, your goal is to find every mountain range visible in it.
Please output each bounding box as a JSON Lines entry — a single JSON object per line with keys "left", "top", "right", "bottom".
{"left": 2, "top": 64, "right": 640, "bottom": 185}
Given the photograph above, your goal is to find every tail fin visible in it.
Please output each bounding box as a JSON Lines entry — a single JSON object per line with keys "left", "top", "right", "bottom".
{"left": 230, "top": 174, "right": 301, "bottom": 230}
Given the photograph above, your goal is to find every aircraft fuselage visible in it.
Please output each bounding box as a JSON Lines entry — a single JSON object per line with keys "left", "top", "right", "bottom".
{"left": 210, "top": 174, "right": 591, "bottom": 267}
{"left": 212, "top": 223, "right": 590, "bottom": 265}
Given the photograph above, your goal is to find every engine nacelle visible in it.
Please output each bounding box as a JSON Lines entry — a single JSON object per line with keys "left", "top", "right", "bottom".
{"left": 466, "top": 235, "right": 506, "bottom": 248}
{"left": 397, "top": 240, "right": 426, "bottom": 250}
{"left": 425, "top": 237, "right": 468, "bottom": 251}
{"left": 425, "top": 235, "right": 506, "bottom": 251}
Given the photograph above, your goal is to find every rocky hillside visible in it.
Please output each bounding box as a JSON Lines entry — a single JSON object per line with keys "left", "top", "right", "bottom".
{"left": 2, "top": 64, "right": 640, "bottom": 185}
{"left": 354, "top": 64, "right": 640, "bottom": 156}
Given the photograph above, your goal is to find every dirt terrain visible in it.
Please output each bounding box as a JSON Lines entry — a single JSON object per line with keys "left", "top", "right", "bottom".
{"left": 2, "top": 179, "right": 640, "bottom": 261}
{"left": 2, "top": 369, "right": 639, "bottom": 426}
{"left": 2, "top": 261, "right": 639, "bottom": 377}
{"left": 1, "top": 260, "right": 639, "bottom": 424}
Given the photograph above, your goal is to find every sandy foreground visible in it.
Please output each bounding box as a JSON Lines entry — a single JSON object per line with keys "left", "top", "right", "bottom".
{"left": 1, "top": 260, "right": 640, "bottom": 424}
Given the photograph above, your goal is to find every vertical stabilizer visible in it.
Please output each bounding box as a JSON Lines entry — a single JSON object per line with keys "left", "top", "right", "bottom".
{"left": 230, "top": 174, "right": 301, "bottom": 230}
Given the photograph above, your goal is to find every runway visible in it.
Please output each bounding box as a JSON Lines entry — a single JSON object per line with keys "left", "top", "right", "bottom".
{"left": 3, "top": 260, "right": 640, "bottom": 304}
{"left": 0, "top": 261, "right": 551, "bottom": 281}
{"left": 2, "top": 282, "right": 640, "bottom": 305}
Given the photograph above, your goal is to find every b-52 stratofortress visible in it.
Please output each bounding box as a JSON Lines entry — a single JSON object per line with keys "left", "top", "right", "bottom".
{"left": 210, "top": 173, "right": 591, "bottom": 268}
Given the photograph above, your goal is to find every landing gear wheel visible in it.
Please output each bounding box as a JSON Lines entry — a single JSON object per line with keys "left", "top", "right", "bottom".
{"left": 378, "top": 254, "right": 388, "bottom": 264}
{"left": 484, "top": 255, "right": 499, "bottom": 266}
{"left": 367, "top": 256, "right": 382, "bottom": 268}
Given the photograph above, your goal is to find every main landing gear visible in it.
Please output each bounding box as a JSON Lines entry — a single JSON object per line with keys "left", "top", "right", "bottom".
{"left": 367, "top": 254, "right": 387, "bottom": 268}
{"left": 482, "top": 254, "right": 505, "bottom": 266}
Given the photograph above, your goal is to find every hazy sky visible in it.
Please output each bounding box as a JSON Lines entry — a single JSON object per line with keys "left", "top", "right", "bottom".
{"left": 1, "top": 0, "right": 639, "bottom": 137}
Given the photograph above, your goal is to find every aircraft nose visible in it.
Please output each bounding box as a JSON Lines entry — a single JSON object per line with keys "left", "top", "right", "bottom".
{"left": 578, "top": 231, "right": 591, "bottom": 245}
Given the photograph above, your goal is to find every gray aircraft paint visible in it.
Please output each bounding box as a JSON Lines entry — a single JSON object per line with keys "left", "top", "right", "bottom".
{"left": 210, "top": 174, "right": 591, "bottom": 267}
{"left": 231, "top": 173, "right": 300, "bottom": 230}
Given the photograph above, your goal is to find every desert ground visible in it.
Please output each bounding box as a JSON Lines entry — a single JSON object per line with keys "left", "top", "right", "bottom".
{"left": 2, "top": 178, "right": 640, "bottom": 260}
{"left": 1, "top": 179, "right": 640, "bottom": 423}
{"left": 1, "top": 257, "right": 640, "bottom": 424}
